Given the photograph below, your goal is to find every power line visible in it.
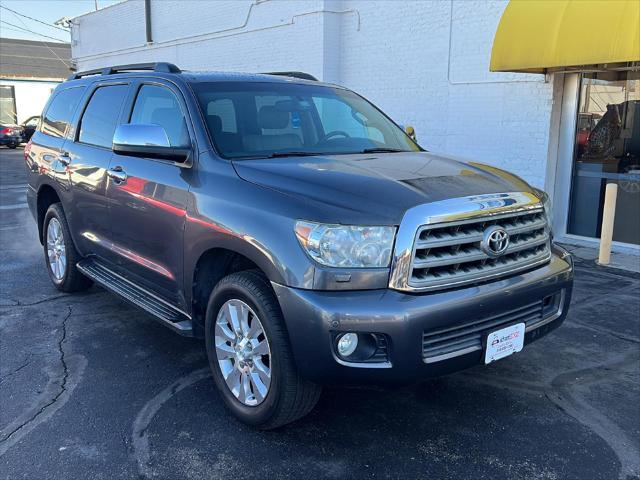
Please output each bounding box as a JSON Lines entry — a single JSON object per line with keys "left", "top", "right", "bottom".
{"left": 0, "top": 5, "right": 69, "bottom": 32}
{"left": 1, "top": 12, "right": 71, "bottom": 69}
{"left": 0, "top": 20, "right": 66, "bottom": 43}
{"left": 0, "top": 25, "right": 27, "bottom": 36}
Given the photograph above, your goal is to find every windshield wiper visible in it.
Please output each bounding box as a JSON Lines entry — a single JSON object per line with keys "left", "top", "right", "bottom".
{"left": 267, "top": 151, "right": 322, "bottom": 158}
{"left": 360, "top": 147, "right": 406, "bottom": 154}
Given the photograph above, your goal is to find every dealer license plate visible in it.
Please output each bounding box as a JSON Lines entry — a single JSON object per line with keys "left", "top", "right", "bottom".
{"left": 484, "top": 323, "right": 525, "bottom": 364}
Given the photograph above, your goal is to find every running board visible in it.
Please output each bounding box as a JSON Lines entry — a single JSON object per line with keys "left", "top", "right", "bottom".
{"left": 77, "top": 259, "right": 193, "bottom": 336}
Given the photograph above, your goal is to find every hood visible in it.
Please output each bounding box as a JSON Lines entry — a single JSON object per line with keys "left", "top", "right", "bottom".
{"left": 233, "top": 151, "right": 534, "bottom": 224}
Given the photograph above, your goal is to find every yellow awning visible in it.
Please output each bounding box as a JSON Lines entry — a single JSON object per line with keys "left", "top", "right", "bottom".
{"left": 490, "top": 0, "right": 640, "bottom": 73}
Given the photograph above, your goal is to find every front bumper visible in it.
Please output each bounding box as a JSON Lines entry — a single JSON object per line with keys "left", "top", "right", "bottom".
{"left": 273, "top": 245, "right": 573, "bottom": 385}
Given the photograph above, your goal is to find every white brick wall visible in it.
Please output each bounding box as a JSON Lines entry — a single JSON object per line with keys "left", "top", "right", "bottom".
{"left": 72, "top": 0, "right": 556, "bottom": 188}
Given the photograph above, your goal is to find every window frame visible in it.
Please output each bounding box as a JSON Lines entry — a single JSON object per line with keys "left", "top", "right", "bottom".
{"left": 75, "top": 82, "right": 131, "bottom": 150}
{"left": 23, "top": 115, "right": 40, "bottom": 127}
{"left": 128, "top": 81, "right": 193, "bottom": 147}
{"left": 107, "top": 79, "right": 197, "bottom": 167}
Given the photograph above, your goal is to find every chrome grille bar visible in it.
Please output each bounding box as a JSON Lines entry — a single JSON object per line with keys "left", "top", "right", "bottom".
{"left": 388, "top": 192, "right": 552, "bottom": 293}
{"left": 410, "top": 209, "right": 550, "bottom": 290}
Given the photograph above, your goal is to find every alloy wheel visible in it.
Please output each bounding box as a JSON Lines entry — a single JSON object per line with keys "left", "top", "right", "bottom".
{"left": 214, "top": 299, "right": 272, "bottom": 406}
{"left": 46, "top": 218, "right": 66, "bottom": 280}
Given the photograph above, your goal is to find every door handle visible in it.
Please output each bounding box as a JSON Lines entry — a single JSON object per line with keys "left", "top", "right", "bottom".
{"left": 107, "top": 166, "right": 127, "bottom": 183}
{"left": 58, "top": 152, "right": 71, "bottom": 166}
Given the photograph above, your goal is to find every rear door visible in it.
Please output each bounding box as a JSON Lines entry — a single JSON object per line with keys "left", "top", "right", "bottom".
{"left": 106, "top": 79, "right": 195, "bottom": 307}
{"left": 64, "top": 81, "right": 130, "bottom": 261}
{"left": 27, "top": 86, "right": 86, "bottom": 238}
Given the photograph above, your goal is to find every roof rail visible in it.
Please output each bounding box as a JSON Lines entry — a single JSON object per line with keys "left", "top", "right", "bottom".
{"left": 263, "top": 71, "right": 318, "bottom": 81}
{"left": 68, "top": 62, "right": 181, "bottom": 80}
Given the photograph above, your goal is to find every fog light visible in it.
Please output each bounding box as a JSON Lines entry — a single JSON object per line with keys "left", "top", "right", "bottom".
{"left": 337, "top": 333, "right": 358, "bottom": 357}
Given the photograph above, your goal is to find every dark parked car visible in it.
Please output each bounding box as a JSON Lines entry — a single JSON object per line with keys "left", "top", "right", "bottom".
{"left": 26, "top": 63, "right": 573, "bottom": 428}
{"left": 20, "top": 115, "right": 40, "bottom": 142}
{"left": 0, "top": 123, "right": 23, "bottom": 148}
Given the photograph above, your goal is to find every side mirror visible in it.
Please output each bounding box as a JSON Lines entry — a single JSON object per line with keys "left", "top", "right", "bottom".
{"left": 405, "top": 125, "right": 417, "bottom": 142}
{"left": 112, "top": 124, "right": 191, "bottom": 163}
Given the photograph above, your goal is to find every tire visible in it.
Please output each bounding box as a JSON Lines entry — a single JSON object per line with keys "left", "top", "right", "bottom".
{"left": 205, "top": 270, "right": 321, "bottom": 429}
{"left": 43, "top": 203, "right": 92, "bottom": 292}
{"left": 8, "top": 143, "right": 17, "bottom": 149}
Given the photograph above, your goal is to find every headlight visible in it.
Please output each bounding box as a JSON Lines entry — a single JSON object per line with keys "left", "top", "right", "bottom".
{"left": 294, "top": 221, "right": 396, "bottom": 268}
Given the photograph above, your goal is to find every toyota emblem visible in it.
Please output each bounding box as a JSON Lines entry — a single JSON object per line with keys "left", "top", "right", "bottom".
{"left": 481, "top": 225, "right": 509, "bottom": 257}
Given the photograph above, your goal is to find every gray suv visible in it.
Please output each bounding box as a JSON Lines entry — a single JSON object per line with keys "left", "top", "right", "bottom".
{"left": 26, "top": 63, "right": 573, "bottom": 428}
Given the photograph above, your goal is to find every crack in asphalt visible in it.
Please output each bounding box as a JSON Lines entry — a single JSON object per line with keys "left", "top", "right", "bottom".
{"left": 0, "top": 291, "right": 104, "bottom": 309}
{"left": 0, "top": 305, "right": 72, "bottom": 447}
{"left": 11, "top": 294, "right": 70, "bottom": 307}
{"left": 0, "top": 294, "right": 69, "bottom": 308}
{"left": 0, "top": 355, "right": 32, "bottom": 385}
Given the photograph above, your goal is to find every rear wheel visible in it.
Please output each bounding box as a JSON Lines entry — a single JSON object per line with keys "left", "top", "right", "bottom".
{"left": 8, "top": 143, "right": 17, "bottom": 149}
{"left": 205, "top": 270, "right": 321, "bottom": 429}
{"left": 43, "top": 203, "right": 92, "bottom": 292}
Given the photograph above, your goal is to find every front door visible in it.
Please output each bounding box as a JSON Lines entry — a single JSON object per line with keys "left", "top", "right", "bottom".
{"left": 107, "top": 81, "right": 195, "bottom": 308}
{"left": 65, "top": 82, "right": 130, "bottom": 260}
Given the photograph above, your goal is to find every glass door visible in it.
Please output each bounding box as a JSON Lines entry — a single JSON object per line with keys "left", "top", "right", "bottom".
{"left": 567, "top": 71, "right": 640, "bottom": 246}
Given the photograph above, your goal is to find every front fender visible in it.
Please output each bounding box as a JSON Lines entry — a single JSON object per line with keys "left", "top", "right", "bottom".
{"left": 183, "top": 164, "right": 317, "bottom": 298}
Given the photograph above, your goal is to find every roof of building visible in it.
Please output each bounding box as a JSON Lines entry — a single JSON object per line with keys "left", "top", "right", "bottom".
{"left": 0, "top": 38, "right": 72, "bottom": 81}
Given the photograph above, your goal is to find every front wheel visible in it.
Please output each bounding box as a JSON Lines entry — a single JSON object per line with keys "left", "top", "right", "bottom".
{"left": 205, "top": 270, "right": 321, "bottom": 429}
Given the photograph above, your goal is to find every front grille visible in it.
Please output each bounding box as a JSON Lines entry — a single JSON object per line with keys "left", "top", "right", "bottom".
{"left": 409, "top": 209, "right": 550, "bottom": 291}
{"left": 422, "top": 292, "right": 562, "bottom": 363}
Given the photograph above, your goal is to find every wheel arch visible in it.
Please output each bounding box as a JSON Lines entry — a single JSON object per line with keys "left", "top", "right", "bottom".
{"left": 190, "top": 247, "right": 275, "bottom": 337}
{"left": 36, "top": 184, "right": 61, "bottom": 244}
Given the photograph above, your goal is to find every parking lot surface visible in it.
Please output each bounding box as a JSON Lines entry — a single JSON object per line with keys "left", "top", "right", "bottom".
{"left": 1, "top": 147, "right": 639, "bottom": 480}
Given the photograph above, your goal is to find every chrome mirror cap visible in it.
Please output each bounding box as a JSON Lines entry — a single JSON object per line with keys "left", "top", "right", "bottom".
{"left": 112, "top": 124, "right": 191, "bottom": 164}
{"left": 113, "top": 123, "right": 171, "bottom": 148}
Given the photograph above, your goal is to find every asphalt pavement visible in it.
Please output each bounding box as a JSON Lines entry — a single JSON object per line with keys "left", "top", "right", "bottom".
{"left": 1, "top": 146, "right": 639, "bottom": 480}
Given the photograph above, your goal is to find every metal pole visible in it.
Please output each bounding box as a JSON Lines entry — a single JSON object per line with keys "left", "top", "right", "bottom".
{"left": 145, "top": 0, "right": 152, "bottom": 43}
{"left": 598, "top": 183, "right": 618, "bottom": 265}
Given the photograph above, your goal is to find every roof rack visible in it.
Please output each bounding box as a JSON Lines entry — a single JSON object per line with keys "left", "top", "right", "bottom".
{"left": 68, "top": 62, "right": 181, "bottom": 80}
{"left": 263, "top": 71, "right": 318, "bottom": 81}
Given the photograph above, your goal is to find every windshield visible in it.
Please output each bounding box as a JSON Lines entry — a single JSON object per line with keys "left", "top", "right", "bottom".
{"left": 192, "top": 81, "right": 420, "bottom": 159}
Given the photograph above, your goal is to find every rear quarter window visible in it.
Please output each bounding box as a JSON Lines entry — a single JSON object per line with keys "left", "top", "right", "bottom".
{"left": 41, "top": 87, "right": 85, "bottom": 138}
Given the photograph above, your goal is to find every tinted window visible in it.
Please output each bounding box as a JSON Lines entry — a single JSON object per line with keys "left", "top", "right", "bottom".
{"left": 130, "top": 85, "right": 189, "bottom": 147}
{"left": 78, "top": 85, "right": 128, "bottom": 148}
{"left": 42, "top": 87, "right": 85, "bottom": 138}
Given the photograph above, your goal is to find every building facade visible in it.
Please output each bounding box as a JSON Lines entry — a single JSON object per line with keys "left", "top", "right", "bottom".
{"left": 0, "top": 38, "right": 72, "bottom": 125}
{"left": 70, "top": 0, "right": 639, "bottom": 252}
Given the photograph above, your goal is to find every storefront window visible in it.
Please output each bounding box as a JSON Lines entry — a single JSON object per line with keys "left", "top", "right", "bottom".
{"left": 568, "top": 71, "right": 640, "bottom": 246}
{"left": 0, "top": 85, "right": 17, "bottom": 124}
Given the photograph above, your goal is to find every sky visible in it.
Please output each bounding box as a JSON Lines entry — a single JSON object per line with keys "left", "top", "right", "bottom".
{"left": 0, "top": 0, "right": 123, "bottom": 43}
